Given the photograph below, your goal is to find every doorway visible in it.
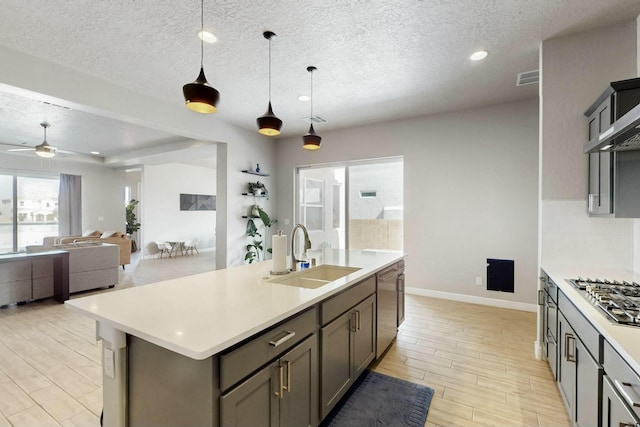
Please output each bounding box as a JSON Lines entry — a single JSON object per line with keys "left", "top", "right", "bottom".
{"left": 296, "top": 157, "right": 403, "bottom": 251}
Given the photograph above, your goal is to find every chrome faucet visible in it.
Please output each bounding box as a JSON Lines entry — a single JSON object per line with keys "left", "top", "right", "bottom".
{"left": 291, "top": 224, "right": 312, "bottom": 271}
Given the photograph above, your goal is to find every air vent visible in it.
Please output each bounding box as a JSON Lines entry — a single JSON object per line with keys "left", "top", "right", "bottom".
{"left": 360, "top": 191, "right": 377, "bottom": 198}
{"left": 303, "top": 116, "right": 327, "bottom": 124}
{"left": 516, "top": 70, "right": 539, "bottom": 86}
{"left": 40, "top": 101, "right": 71, "bottom": 110}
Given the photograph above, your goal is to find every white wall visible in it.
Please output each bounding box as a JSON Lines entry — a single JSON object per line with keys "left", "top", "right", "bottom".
{"left": 0, "top": 45, "right": 275, "bottom": 269}
{"left": 226, "top": 138, "right": 277, "bottom": 267}
{"left": 540, "top": 21, "right": 637, "bottom": 269}
{"left": 142, "top": 163, "right": 216, "bottom": 255}
{"left": 0, "top": 154, "right": 126, "bottom": 234}
{"left": 275, "top": 98, "right": 539, "bottom": 306}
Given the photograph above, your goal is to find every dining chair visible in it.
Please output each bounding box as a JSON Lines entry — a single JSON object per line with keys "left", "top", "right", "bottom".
{"left": 183, "top": 239, "right": 199, "bottom": 256}
{"left": 155, "top": 241, "right": 173, "bottom": 258}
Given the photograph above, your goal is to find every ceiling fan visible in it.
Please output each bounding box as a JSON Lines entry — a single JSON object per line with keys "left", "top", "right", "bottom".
{"left": 7, "top": 122, "right": 58, "bottom": 158}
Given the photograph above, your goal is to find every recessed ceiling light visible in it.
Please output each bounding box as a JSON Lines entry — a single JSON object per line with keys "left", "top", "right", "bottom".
{"left": 470, "top": 50, "right": 488, "bottom": 61}
{"left": 298, "top": 95, "right": 310, "bottom": 102}
{"left": 90, "top": 151, "right": 100, "bottom": 155}
{"left": 198, "top": 30, "right": 218, "bottom": 43}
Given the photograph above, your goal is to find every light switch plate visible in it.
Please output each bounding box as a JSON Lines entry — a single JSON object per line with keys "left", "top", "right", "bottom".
{"left": 475, "top": 276, "right": 482, "bottom": 286}
{"left": 104, "top": 348, "right": 115, "bottom": 379}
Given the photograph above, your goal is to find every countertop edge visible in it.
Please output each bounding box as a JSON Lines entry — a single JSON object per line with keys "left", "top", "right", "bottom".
{"left": 542, "top": 266, "right": 640, "bottom": 375}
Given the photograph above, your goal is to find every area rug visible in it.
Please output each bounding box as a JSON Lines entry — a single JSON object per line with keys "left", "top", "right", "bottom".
{"left": 320, "top": 370, "right": 434, "bottom": 427}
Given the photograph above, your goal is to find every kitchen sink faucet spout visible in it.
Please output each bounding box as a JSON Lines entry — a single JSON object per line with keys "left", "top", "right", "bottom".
{"left": 291, "top": 224, "right": 312, "bottom": 271}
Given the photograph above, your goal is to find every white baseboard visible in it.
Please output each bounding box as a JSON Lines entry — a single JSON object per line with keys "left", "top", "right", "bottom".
{"left": 534, "top": 340, "right": 544, "bottom": 361}
{"left": 406, "top": 287, "right": 538, "bottom": 313}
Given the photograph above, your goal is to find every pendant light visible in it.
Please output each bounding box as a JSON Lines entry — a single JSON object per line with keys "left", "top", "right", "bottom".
{"left": 302, "top": 66, "right": 321, "bottom": 150}
{"left": 256, "top": 31, "right": 282, "bottom": 136}
{"left": 182, "top": 0, "right": 220, "bottom": 113}
{"left": 35, "top": 122, "right": 55, "bottom": 158}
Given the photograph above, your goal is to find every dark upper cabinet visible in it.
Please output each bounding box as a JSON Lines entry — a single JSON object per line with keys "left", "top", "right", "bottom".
{"left": 585, "top": 78, "right": 640, "bottom": 217}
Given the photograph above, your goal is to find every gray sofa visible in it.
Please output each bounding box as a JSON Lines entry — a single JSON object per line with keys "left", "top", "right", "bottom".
{"left": 26, "top": 242, "right": 119, "bottom": 295}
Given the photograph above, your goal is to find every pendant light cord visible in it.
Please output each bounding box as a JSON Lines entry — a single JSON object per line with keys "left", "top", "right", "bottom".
{"left": 268, "top": 37, "right": 272, "bottom": 102}
{"left": 309, "top": 68, "right": 314, "bottom": 119}
{"left": 200, "top": 0, "right": 204, "bottom": 69}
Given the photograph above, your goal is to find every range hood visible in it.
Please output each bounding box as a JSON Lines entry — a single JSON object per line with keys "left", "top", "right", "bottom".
{"left": 584, "top": 101, "right": 640, "bottom": 153}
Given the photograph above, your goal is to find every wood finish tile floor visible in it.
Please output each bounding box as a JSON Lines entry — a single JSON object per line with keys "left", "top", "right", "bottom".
{"left": 0, "top": 253, "right": 570, "bottom": 426}
{"left": 371, "top": 296, "right": 571, "bottom": 427}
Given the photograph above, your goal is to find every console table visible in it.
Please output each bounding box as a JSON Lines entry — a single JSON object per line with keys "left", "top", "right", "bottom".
{"left": 0, "top": 250, "right": 70, "bottom": 304}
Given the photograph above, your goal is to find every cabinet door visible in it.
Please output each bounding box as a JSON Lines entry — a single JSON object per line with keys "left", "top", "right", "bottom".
{"left": 575, "top": 338, "right": 601, "bottom": 427}
{"left": 353, "top": 295, "right": 376, "bottom": 379}
{"left": 588, "top": 152, "right": 600, "bottom": 214}
{"left": 599, "top": 151, "right": 613, "bottom": 214}
{"left": 320, "top": 310, "right": 353, "bottom": 418}
{"left": 280, "top": 334, "right": 318, "bottom": 427}
{"left": 558, "top": 313, "right": 576, "bottom": 417}
{"left": 221, "top": 362, "right": 279, "bottom": 427}
{"left": 602, "top": 375, "right": 640, "bottom": 427}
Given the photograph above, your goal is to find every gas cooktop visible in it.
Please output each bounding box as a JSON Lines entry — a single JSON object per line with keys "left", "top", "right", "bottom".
{"left": 566, "top": 277, "right": 640, "bottom": 326}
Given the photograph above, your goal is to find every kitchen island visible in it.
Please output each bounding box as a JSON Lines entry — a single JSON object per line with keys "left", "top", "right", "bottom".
{"left": 66, "top": 249, "right": 404, "bottom": 427}
{"left": 540, "top": 265, "right": 640, "bottom": 427}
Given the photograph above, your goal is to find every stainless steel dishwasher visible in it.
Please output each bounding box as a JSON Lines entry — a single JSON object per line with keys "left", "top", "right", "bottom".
{"left": 376, "top": 263, "right": 399, "bottom": 358}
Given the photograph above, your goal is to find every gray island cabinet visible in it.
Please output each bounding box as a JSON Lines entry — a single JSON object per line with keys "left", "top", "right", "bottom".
{"left": 65, "top": 249, "right": 404, "bottom": 427}
{"left": 540, "top": 268, "right": 640, "bottom": 427}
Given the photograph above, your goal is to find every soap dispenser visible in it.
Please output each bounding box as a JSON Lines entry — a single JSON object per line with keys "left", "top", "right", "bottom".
{"left": 300, "top": 251, "right": 310, "bottom": 270}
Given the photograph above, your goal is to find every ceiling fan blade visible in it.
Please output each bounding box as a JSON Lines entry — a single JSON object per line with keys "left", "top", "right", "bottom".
{"left": 7, "top": 148, "right": 35, "bottom": 152}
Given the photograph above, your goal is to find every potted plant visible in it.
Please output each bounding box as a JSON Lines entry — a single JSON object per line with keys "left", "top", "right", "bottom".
{"left": 125, "top": 199, "right": 141, "bottom": 252}
{"left": 245, "top": 206, "right": 277, "bottom": 263}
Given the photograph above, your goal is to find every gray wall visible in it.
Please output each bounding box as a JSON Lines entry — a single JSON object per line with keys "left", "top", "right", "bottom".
{"left": 540, "top": 21, "right": 637, "bottom": 270}
{"left": 275, "top": 98, "right": 539, "bottom": 307}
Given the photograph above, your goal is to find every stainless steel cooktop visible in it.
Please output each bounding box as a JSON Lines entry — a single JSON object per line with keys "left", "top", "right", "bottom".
{"left": 566, "top": 278, "right": 640, "bottom": 326}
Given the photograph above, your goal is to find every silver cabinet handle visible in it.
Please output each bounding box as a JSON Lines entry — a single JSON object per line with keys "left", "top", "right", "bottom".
{"left": 614, "top": 380, "right": 640, "bottom": 408}
{"left": 564, "top": 333, "right": 576, "bottom": 362}
{"left": 356, "top": 310, "right": 361, "bottom": 331}
{"left": 269, "top": 331, "right": 296, "bottom": 347}
{"left": 351, "top": 311, "right": 358, "bottom": 333}
{"left": 539, "top": 276, "right": 547, "bottom": 284}
{"left": 283, "top": 360, "right": 291, "bottom": 393}
{"left": 275, "top": 365, "right": 284, "bottom": 399}
{"left": 538, "top": 290, "right": 545, "bottom": 306}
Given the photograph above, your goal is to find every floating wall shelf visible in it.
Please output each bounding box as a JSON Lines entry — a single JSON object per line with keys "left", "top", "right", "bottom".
{"left": 242, "top": 170, "right": 270, "bottom": 177}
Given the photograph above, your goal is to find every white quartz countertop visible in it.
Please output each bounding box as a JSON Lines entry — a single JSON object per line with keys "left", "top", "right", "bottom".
{"left": 542, "top": 264, "right": 640, "bottom": 374}
{"left": 65, "top": 249, "right": 402, "bottom": 360}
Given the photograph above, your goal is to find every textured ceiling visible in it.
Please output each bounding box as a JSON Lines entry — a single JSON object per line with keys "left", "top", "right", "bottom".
{"left": 0, "top": 0, "right": 640, "bottom": 163}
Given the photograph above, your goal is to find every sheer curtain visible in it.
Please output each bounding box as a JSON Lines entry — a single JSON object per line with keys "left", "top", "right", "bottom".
{"left": 58, "top": 174, "right": 82, "bottom": 236}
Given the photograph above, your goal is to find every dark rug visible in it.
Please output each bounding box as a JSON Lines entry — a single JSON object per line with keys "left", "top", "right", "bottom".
{"left": 320, "top": 370, "right": 434, "bottom": 427}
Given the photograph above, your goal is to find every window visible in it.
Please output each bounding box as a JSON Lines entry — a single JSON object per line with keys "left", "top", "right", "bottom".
{"left": 0, "top": 173, "right": 59, "bottom": 253}
{"left": 299, "top": 178, "right": 324, "bottom": 231}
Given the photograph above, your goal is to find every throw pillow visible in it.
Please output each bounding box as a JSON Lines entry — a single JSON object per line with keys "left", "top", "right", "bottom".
{"left": 100, "top": 231, "right": 117, "bottom": 238}
{"left": 83, "top": 230, "right": 101, "bottom": 237}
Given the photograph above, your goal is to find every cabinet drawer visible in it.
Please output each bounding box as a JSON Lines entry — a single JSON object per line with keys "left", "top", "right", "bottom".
{"left": 558, "top": 290, "right": 601, "bottom": 362}
{"left": 603, "top": 340, "right": 640, "bottom": 420}
{"left": 0, "top": 280, "right": 32, "bottom": 306}
{"left": 220, "top": 307, "right": 317, "bottom": 391}
{"left": 0, "top": 261, "right": 30, "bottom": 282}
{"left": 321, "top": 276, "right": 375, "bottom": 326}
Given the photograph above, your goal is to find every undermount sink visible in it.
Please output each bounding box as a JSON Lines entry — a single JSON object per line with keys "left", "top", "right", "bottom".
{"left": 268, "top": 265, "right": 361, "bottom": 289}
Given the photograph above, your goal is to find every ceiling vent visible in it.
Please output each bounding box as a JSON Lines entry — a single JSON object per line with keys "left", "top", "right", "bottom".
{"left": 516, "top": 70, "right": 539, "bottom": 86}
{"left": 303, "top": 116, "right": 327, "bottom": 124}
{"left": 40, "top": 101, "right": 71, "bottom": 110}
